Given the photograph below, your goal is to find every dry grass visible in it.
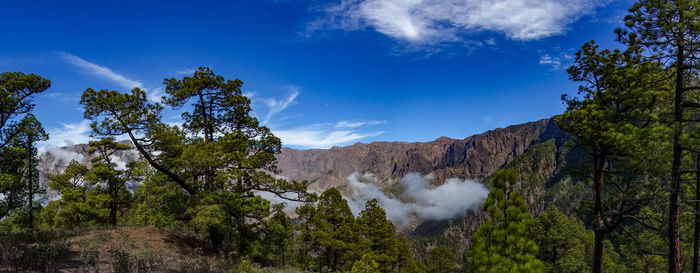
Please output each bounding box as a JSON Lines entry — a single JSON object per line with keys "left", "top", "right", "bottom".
{"left": 1, "top": 226, "right": 230, "bottom": 273}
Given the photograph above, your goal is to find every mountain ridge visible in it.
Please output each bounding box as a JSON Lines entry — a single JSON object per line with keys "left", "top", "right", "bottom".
{"left": 276, "top": 117, "right": 566, "bottom": 190}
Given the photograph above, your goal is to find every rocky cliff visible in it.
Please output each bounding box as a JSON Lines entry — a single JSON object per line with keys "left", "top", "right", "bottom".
{"left": 276, "top": 117, "right": 567, "bottom": 190}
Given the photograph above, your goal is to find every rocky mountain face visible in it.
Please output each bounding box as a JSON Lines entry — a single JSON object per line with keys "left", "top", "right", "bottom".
{"left": 276, "top": 117, "right": 567, "bottom": 190}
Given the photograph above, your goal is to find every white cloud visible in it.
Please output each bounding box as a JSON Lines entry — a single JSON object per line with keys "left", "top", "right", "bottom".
{"left": 539, "top": 50, "right": 575, "bottom": 70}
{"left": 176, "top": 68, "right": 197, "bottom": 75}
{"left": 43, "top": 149, "right": 86, "bottom": 165}
{"left": 59, "top": 52, "right": 144, "bottom": 90}
{"left": 59, "top": 52, "right": 162, "bottom": 103}
{"left": 148, "top": 86, "right": 165, "bottom": 103}
{"left": 344, "top": 172, "right": 489, "bottom": 227}
{"left": 251, "top": 85, "right": 384, "bottom": 148}
{"left": 314, "top": 0, "right": 608, "bottom": 43}
{"left": 263, "top": 87, "right": 300, "bottom": 125}
{"left": 40, "top": 92, "right": 63, "bottom": 99}
{"left": 38, "top": 120, "right": 93, "bottom": 149}
{"left": 335, "top": 120, "right": 386, "bottom": 129}
{"left": 273, "top": 124, "right": 384, "bottom": 148}
{"left": 538, "top": 54, "right": 562, "bottom": 70}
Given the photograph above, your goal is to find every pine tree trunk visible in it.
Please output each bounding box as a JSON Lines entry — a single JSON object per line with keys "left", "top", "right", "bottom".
{"left": 110, "top": 200, "right": 117, "bottom": 226}
{"left": 592, "top": 154, "right": 605, "bottom": 273}
{"left": 209, "top": 224, "right": 222, "bottom": 249}
{"left": 26, "top": 135, "right": 34, "bottom": 231}
{"left": 593, "top": 230, "right": 604, "bottom": 273}
{"left": 669, "top": 46, "right": 685, "bottom": 273}
{"left": 27, "top": 172, "right": 33, "bottom": 230}
{"left": 693, "top": 154, "right": 700, "bottom": 273}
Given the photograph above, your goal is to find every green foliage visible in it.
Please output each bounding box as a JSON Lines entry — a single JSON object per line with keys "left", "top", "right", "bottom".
{"left": 234, "top": 259, "right": 262, "bottom": 273}
{"left": 80, "top": 67, "right": 313, "bottom": 256}
{"left": 127, "top": 171, "right": 190, "bottom": 227}
{"left": 0, "top": 113, "right": 48, "bottom": 231}
{"left": 42, "top": 138, "right": 139, "bottom": 229}
{"left": 427, "top": 244, "right": 458, "bottom": 273}
{"left": 314, "top": 188, "right": 358, "bottom": 272}
{"left": 256, "top": 204, "right": 295, "bottom": 267}
{"left": 356, "top": 199, "right": 399, "bottom": 272}
{"left": 397, "top": 236, "right": 425, "bottom": 273}
{"left": 556, "top": 35, "right": 670, "bottom": 273}
{"left": 295, "top": 203, "right": 318, "bottom": 270}
{"left": 617, "top": 1, "right": 700, "bottom": 272}
{"left": 351, "top": 254, "right": 381, "bottom": 273}
{"left": 468, "top": 169, "right": 545, "bottom": 273}
{"left": 531, "top": 206, "right": 592, "bottom": 272}
{"left": 0, "top": 71, "right": 51, "bottom": 149}
{"left": 45, "top": 160, "right": 110, "bottom": 228}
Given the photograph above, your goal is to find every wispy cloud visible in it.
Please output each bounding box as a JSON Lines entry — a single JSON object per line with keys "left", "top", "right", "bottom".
{"left": 311, "top": 0, "right": 609, "bottom": 45}
{"left": 38, "top": 120, "right": 93, "bottom": 149}
{"left": 248, "top": 85, "right": 385, "bottom": 148}
{"left": 335, "top": 120, "right": 386, "bottom": 129}
{"left": 263, "top": 87, "right": 300, "bottom": 125}
{"left": 59, "top": 52, "right": 144, "bottom": 90}
{"left": 538, "top": 54, "right": 562, "bottom": 70}
{"left": 175, "top": 68, "right": 197, "bottom": 75}
{"left": 59, "top": 52, "right": 164, "bottom": 103}
{"left": 538, "top": 50, "right": 574, "bottom": 70}
{"left": 273, "top": 124, "right": 384, "bottom": 148}
{"left": 39, "top": 92, "right": 64, "bottom": 99}
{"left": 148, "top": 86, "right": 165, "bottom": 103}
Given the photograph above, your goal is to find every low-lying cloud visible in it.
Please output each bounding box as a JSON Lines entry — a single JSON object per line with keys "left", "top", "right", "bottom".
{"left": 344, "top": 172, "right": 489, "bottom": 226}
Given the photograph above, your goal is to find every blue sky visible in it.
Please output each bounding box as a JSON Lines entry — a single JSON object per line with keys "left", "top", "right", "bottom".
{"left": 2, "top": 0, "right": 633, "bottom": 149}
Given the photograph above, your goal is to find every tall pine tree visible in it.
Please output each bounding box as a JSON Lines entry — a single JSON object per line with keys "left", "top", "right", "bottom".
{"left": 467, "top": 169, "right": 545, "bottom": 273}
{"left": 616, "top": 1, "right": 700, "bottom": 271}
{"left": 356, "top": 199, "right": 400, "bottom": 273}
{"left": 314, "top": 188, "right": 358, "bottom": 272}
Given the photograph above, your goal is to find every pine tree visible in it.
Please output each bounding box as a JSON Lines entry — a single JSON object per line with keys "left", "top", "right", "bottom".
{"left": 351, "top": 254, "right": 381, "bottom": 273}
{"left": 396, "top": 237, "right": 425, "bottom": 273}
{"left": 80, "top": 67, "right": 313, "bottom": 251}
{"left": 0, "top": 72, "right": 50, "bottom": 223}
{"left": 86, "top": 137, "right": 137, "bottom": 226}
{"left": 556, "top": 38, "right": 670, "bottom": 273}
{"left": 530, "top": 206, "right": 592, "bottom": 273}
{"left": 616, "top": 1, "right": 700, "bottom": 271}
{"left": 295, "top": 203, "right": 318, "bottom": 271}
{"left": 260, "top": 204, "right": 295, "bottom": 267}
{"left": 427, "top": 244, "right": 458, "bottom": 273}
{"left": 16, "top": 115, "right": 47, "bottom": 230}
{"left": 127, "top": 171, "right": 189, "bottom": 227}
{"left": 45, "top": 160, "right": 110, "bottom": 228}
{"left": 314, "top": 188, "right": 358, "bottom": 272}
{"left": 356, "top": 199, "right": 400, "bottom": 272}
{"left": 467, "top": 169, "right": 545, "bottom": 273}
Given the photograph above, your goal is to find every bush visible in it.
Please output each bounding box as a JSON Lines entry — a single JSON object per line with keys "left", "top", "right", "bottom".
{"left": 0, "top": 230, "right": 68, "bottom": 272}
